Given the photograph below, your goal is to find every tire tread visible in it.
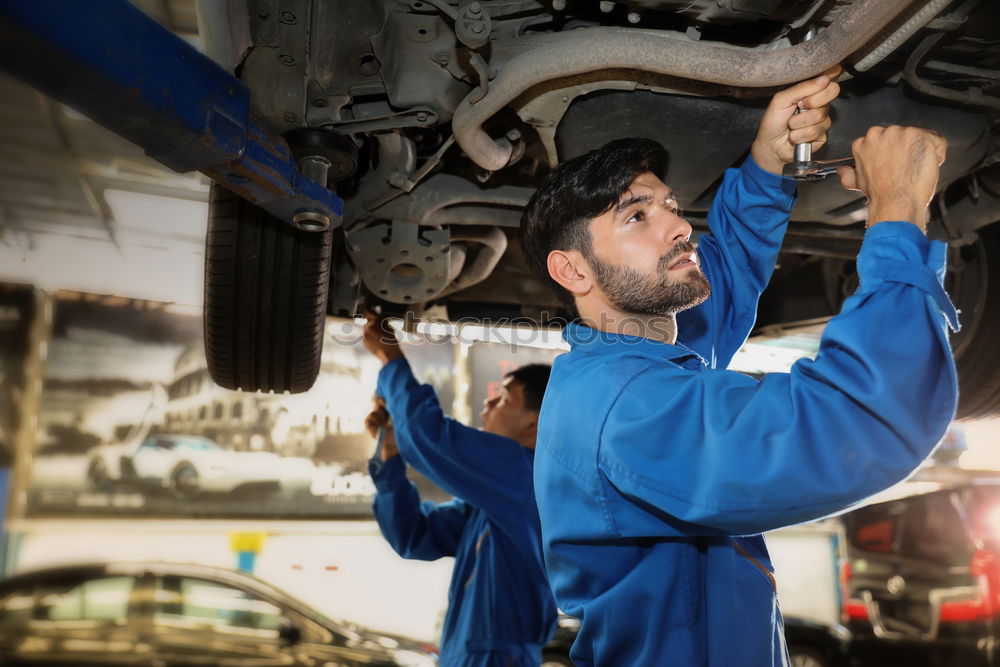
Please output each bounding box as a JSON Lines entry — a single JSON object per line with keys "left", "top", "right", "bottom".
{"left": 204, "top": 184, "right": 332, "bottom": 393}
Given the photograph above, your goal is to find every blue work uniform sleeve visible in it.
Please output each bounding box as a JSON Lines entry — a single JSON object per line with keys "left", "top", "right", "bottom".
{"left": 678, "top": 156, "right": 797, "bottom": 367}
{"left": 370, "top": 454, "right": 469, "bottom": 560}
{"left": 599, "top": 222, "right": 958, "bottom": 536}
{"left": 376, "top": 359, "right": 534, "bottom": 520}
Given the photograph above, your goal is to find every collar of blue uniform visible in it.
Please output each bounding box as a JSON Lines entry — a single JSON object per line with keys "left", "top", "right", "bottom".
{"left": 562, "top": 321, "right": 708, "bottom": 366}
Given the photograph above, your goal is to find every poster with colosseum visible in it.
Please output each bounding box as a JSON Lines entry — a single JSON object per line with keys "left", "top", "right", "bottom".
{"left": 26, "top": 290, "right": 457, "bottom": 518}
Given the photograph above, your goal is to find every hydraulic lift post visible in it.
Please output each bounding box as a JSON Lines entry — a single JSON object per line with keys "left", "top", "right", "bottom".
{"left": 0, "top": 0, "right": 343, "bottom": 230}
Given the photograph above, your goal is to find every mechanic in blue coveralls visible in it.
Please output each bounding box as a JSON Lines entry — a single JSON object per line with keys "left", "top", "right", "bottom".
{"left": 362, "top": 320, "right": 557, "bottom": 667}
{"left": 519, "top": 65, "right": 957, "bottom": 667}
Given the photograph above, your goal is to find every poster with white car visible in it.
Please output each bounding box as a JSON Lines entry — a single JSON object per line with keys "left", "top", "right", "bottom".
{"left": 26, "top": 290, "right": 456, "bottom": 517}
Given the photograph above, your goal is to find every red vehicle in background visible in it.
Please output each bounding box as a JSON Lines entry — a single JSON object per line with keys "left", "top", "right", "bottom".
{"left": 842, "top": 482, "right": 1000, "bottom": 667}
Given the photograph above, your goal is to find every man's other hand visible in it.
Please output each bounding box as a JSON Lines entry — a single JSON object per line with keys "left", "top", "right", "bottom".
{"left": 751, "top": 65, "right": 843, "bottom": 175}
{"left": 837, "top": 126, "right": 947, "bottom": 232}
{"left": 363, "top": 312, "right": 405, "bottom": 365}
{"left": 365, "top": 398, "right": 399, "bottom": 461}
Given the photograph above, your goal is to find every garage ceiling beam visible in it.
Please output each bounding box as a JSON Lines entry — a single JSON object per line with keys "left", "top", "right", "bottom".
{"left": 0, "top": 0, "right": 343, "bottom": 229}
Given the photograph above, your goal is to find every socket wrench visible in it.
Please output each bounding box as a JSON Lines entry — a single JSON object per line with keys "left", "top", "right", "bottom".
{"left": 783, "top": 156, "right": 856, "bottom": 181}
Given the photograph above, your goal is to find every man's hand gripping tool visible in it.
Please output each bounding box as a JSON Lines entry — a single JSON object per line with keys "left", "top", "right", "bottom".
{"left": 781, "top": 44, "right": 854, "bottom": 183}
{"left": 782, "top": 110, "right": 853, "bottom": 181}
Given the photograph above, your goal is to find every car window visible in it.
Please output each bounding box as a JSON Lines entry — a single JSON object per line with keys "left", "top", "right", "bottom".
{"left": 34, "top": 576, "right": 134, "bottom": 622}
{"left": 0, "top": 585, "right": 36, "bottom": 631}
{"left": 846, "top": 502, "right": 905, "bottom": 555}
{"left": 154, "top": 576, "right": 284, "bottom": 635}
{"left": 899, "top": 493, "right": 972, "bottom": 566}
{"left": 173, "top": 439, "right": 216, "bottom": 453}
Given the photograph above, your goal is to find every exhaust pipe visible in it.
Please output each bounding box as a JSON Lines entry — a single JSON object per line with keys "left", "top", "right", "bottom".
{"left": 452, "top": 0, "right": 919, "bottom": 171}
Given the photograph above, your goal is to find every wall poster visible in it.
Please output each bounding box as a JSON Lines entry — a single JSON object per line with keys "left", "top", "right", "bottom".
{"left": 26, "top": 291, "right": 456, "bottom": 518}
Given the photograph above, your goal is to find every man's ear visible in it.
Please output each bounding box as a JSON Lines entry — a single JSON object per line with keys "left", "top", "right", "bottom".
{"left": 521, "top": 413, "right": 539, "bottom": 446}
{"left": 547, "top": 249, "right": 592, "bottom": 298}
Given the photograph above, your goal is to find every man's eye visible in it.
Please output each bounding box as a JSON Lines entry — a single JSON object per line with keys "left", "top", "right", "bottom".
{"left": 626, "top": 210, "right": 645, "bottom": 224}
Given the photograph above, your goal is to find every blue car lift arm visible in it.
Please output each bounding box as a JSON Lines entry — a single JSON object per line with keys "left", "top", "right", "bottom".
{"left": 0, "top": 0, "right": 342, "bottom": 230}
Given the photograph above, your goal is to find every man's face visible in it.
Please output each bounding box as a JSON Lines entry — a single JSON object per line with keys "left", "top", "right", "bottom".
{"left": 480, "top": 377, "right": 537, "bottom": 444}
{"left": 585, "top": 171, "right": 711, "bottom": 317}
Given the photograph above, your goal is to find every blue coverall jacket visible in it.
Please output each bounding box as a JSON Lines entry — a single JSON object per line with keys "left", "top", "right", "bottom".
{"left": 534, "top": 157, "right": 959, "bottom": 666}
{"left": 370, "top": 359, "right": 558, "bottom": 667}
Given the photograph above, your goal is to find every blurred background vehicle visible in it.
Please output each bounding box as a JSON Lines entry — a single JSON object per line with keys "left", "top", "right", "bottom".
{"left": 0, "top": 561, "right": 439, "bottom": 666}
{"left": 842, "top": 481, "right": 1000, "bottom": 667}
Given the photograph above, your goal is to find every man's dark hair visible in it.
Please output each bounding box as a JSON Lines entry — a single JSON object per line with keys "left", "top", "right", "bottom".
{"left": 520, "top": 138, "right": 669, "bottom": 314}
{"left": 506, "top": 363, "right": 552, "bottom": 412}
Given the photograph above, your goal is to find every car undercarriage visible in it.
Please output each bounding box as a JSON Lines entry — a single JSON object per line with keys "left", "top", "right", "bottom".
{"left": 196, "top": 0, "right": 1000, "bottom": 417}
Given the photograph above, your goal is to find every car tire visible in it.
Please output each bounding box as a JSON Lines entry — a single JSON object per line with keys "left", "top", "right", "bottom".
{"left": 170, "top": 463, "right": 201, "bottom": 500}
{"left": 87, "top": 459, "right": 114, "bottom": 492}
{"left": 204, "top": 183, "right": 333, "bottom": 394}
{"left": 949, "top": 222, "right": 1000, "bottom": 419}
{"left": 540, "top": 651, "right": 575, "bottom": 667}
{"left": 788, "top": 645, "right": 829, "bottom": 667}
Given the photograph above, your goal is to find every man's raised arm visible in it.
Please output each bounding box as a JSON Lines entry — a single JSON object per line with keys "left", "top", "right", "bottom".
{"left": 601, "top": 126, "right": 957, "bottom": 536}
{"left": 362, "top": 316, "right": 534, "bottom": 519}
{"left": 366, "top": 402, "right": 469, "bottom": 560}
{"left": 680, "top": 68, "right": 841, "bottom": 364}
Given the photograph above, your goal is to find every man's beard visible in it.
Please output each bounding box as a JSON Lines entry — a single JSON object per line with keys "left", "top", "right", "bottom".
{"left": 585, "top": 241, "right": 711, "bottom": 316}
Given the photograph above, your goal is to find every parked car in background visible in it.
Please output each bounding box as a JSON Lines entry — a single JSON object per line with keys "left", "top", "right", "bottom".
{"left": 0, "top": 561, "right": 438, "bottom": 666}
{"left": 541, "top": 613, "right": 851, "bottom": 667}
{"left": 842, "top": 481, "right": 1000, "bottom": 667}
{"left": 87, "top": 433, "right": 315, "bottom": 499}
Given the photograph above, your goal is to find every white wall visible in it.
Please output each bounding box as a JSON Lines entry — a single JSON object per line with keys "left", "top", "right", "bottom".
{"left": 767, "top": 520, "right": 843, "bottom": 626}
{"left": 10, "top": 518, "right": 453, "bottom": 642}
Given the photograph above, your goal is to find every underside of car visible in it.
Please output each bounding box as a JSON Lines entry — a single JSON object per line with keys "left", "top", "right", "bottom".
{"left": 197, "top": 0, "right": 1000, "bottom": 417}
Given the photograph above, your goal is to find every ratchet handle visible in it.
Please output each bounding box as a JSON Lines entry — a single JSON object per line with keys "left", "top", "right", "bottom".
{"left": 794, "top": 135, "right": 812, "bottom": 164}
{"left": 791, "top": 27, "right": 817, "bottom": 167}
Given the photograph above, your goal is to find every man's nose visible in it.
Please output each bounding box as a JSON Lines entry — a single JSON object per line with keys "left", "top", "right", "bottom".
{"left": 655, "top": 208, "right": 692, "bottom": 245}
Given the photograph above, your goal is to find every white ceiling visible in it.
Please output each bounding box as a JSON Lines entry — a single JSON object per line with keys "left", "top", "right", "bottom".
{"left": 0, "top": 0, "right": 210, "bottom": 306}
